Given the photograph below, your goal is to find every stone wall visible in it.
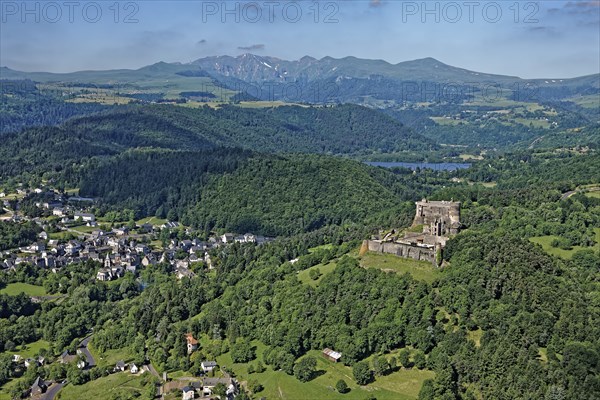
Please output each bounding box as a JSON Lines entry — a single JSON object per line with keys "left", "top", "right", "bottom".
{"left": 364, "top": 240, "right": 437, "bottom": 265}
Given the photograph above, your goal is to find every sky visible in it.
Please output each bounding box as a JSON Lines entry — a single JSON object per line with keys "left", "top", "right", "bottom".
{"left": 0, "top": 0, "right": 599, "bottom": 79}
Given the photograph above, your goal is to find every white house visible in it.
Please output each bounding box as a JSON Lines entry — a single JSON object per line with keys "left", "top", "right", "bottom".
{"left": 182, "top": 386, "right": 195, "bottom": 400}
{"left": 74, "top": 213, "right": 95, "bottom": 222}
{"left": 221, "top": 233, "right": 235, "bottom": 243}
{"left": 114, "top": 360, "right": 126, "bottom": 372}
{"left": 201, "top": 377, "right": 236, "bottom": 397}
{"left": 185, "top": 333, "right": 198, "bottom": 354}
{"left": 201, "top": 361, "right": 217, "bottom": 373}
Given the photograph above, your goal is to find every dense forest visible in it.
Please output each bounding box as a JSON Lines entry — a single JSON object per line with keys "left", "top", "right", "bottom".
{"left": 0, "top": 103, "right": 432, "bottom": 176}
{"left": 0, "top": 80, "right": 110, "bottom": 134}
{"left": 0, "top": 102, "right": 444, "bottom": 236}
{"left": 0, "top": 221, "right": 41, "bottom": 251}
{"left": 0, "top": 102, "right": 435, "bottom": 189}
{"left": 188, "top": 155, "right": 413, "bottom": 236}
{"left": 75, "top": 148, "right": 252, "bottom": 221}
{"left": 0, "top": 96, "right": 598, "bottom": 400}
{"left": 71, "top": 151, "right": 419, "bottom": 236}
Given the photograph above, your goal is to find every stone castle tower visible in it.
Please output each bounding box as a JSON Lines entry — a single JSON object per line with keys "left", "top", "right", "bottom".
{"left": 414, "top": 199, "right": 461, "bottom": 236}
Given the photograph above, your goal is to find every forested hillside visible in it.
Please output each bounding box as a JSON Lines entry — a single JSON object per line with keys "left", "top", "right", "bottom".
{"left": 71, "top": 151, "right": 415, "bottom": 236}
{"left": 0, "top": 102, "right": 438, "bottom": 236}
{"left": 0, "top": 102, "right": 431, "bottom": 162}
{"left": 16, "top": 171, "right": 594, "bottom": 399}
{"left": 188, "top": 155, "right": 412, "bottom": 236}
{"left": 118, "top": 103, "right": 434, "bottom": 154}
{"left": 0, "top": 80, "right": 110, "bottom": 134}
{"left": 75, "top": 148, "right": 251, "bottom": 221}
{"left": 0, "top": 103, "right": 431, "bottom": 182}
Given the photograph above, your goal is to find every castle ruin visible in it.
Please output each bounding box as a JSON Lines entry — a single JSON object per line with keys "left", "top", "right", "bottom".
{"left": 363, "top": 199, "right": 461, "bottom": 266}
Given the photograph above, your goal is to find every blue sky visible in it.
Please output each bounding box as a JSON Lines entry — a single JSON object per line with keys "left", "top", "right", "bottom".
{"left": 1, "top": 0, "right": 599, "bottom": 78}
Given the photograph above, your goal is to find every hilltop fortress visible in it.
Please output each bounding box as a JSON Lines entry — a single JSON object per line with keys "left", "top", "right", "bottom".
{"left": 362, "top": 199, "right": 461, "bottom": 266}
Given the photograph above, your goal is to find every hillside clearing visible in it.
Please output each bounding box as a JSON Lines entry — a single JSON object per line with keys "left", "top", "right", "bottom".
{"left": 0, "top": 283, "right": 47, "bottom": 296}
{"left": 214, "top": 341, "right": 432, "bottom": 400}
{"left": 359, "top": 252, "right": 440, "bottom": 283}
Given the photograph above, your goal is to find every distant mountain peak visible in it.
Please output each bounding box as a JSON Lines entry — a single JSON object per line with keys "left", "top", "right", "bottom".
{"left": 417, "top": 57, "right": 442, "bottom": 63}
{"left": 300, "top": 55, "right": 316, "bottom": 62}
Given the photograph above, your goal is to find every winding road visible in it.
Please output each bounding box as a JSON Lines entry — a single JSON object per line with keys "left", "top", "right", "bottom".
{"left": 79, "top": 335, "right": 96, "bottom": 368}
{"left": 560, "top": 190, "right": 577, "bottom": 200}
{"left": 39, "top": 336, "right": 96, "bottom": 400}
{"left": 40, "top": 381, "right": 66, "bottom": 400}
{"left": 561, "top": 186, "right": 600, "bottom": 201}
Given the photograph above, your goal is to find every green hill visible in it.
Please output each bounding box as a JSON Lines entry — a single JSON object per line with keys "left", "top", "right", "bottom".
{"left": 72, "top": 150, "right": 410, "bottom": 236}
{"left": 190, "top": 155, "right": 407, "bottom": 236}
{"left": 0, "top": 103, "right": 432, "bottom": 180}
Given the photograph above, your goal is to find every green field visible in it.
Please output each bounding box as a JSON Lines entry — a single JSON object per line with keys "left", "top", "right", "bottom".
{"left": 308, "top": 244, "right": 334, "bottom": 253}
{"left": 430, "top": 116, "right": 463, "bottom": 126}
{"left": 530, "top": 228, "right": 600, "bottom": 259}
{"left": 514, "top": 117, "right": 550, "bottom": 129}
{"left": 585, "top": 191, "right": 600, "bottom": 199}
{"left": 57, "top": 372, "right": 147, "bottom": 400}
{"left": 71, "top": 225, "right": 100, "bottom": 233}
{"left": 0, "top": 282, "right": 47, "bottom": 296}
{"left": 215, "top": 341, "right": 433, "bottom": 400}
{"left": 459, "top": 154, "right": 484, "bottom": 161}
{"left": 88, "top": 343, "right": 135, "bottom": 369}
{"left": 405, "top": 224, "right": 425, "bottom": 234}
{"left": 136, "top": 216, "right": 168, "bottom": 226}
{"left": 0, "top": 377, "right": 25, "bottom": 400}
{"left": 48, "top": 231, "right": 76, "bottom": 240}
{"left": 568, "top": 94, "right": 600, "bottom": 109}
{"left": 2, "top": 339, "right": 51, "bottom": 359}
{"left": 359, "top": 252, "right": 440, "bottom": 283}
{"left": 297, "top": 261, "right": 337, "bottom": 286}
{"left": 466, "top": 328, "right": 483, "bottom": 348}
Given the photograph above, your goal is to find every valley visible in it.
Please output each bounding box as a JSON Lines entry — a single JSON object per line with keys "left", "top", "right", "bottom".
{"left": 1, "top": 54, "right": 599, "bottom": 400}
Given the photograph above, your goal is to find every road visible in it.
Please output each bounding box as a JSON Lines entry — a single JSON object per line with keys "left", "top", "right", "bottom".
{"left": 79, "top": 335, "right": 96, "bottom": 367}
{"left": 561, "top": 190, "right": 577, "bottom": 200}
{"left": 63, "top": 226, "right": 93, "bottom": 239}
{"left": 0, "top": 207, "right": 14, "bottom": 221}
{"left": 40, "top": 381, "right": 66, "bottom": 400}
{"left": 39, "top": 336, "right": 95, "bottom": 400}
{"left": 145, "top": 363, "right": 165, "bottom": 398}
{"left": 146, "top": 362, "right": 160, "bottom": 378}
{"left": 561, "top": 187, "right": 600, "bottom": 201}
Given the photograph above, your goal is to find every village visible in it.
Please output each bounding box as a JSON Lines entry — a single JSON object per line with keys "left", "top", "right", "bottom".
{"left": 1, "top": 187, "right": 272, "bottom": 285}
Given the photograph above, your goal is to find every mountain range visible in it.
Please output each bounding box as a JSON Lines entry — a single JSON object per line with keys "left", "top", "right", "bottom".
{"left": 2, "top": 54, "right": 598, "bottom": 104}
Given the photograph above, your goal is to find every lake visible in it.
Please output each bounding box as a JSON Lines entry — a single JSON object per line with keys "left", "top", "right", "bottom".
{"left": 365, "top": 162, "right": 471, "bottom": 171}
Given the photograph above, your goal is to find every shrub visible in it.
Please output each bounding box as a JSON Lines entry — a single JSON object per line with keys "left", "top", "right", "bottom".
{"left": 336, "top": 379, "right": 349, "bottom": 394}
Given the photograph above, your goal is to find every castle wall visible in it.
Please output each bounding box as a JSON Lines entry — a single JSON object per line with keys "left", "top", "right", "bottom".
{"left": 365, "top": 240, "right": 437, "bottom": 265}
